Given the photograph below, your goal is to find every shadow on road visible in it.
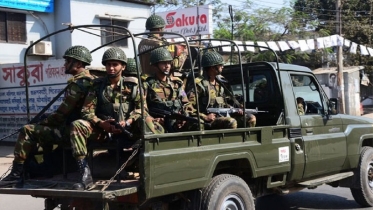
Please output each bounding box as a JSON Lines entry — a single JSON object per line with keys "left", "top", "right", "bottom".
{"left": 256, "top": 191, "right": 365, "bottom": 210}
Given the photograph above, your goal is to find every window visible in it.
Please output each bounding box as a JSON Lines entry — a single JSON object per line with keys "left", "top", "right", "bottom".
{"left": 0, "top": 11, "right": 26, "bottom": 43}
{"left": 292, "top": 74, "right": 325, "bottom": 115}
{"left": 100, "top": 19, "right": 129, "bottom": 47}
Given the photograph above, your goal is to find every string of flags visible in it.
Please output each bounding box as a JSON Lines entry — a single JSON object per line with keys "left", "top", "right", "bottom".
{"left": 169, "top": 35, "right": 372, "bottom": 55}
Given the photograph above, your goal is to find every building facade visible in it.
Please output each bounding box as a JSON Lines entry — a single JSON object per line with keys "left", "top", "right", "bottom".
{"left": 0, "top": 0, "right": 153, "bottom": 67}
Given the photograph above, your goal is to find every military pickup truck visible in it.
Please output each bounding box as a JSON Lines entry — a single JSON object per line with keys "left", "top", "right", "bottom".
{"left": 1, "top": 28, "right": 373, "bottom": 210}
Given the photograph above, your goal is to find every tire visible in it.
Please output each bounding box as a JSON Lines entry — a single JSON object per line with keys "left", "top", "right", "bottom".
{"left": 201, "top": 174, "right": 255, "bottom": 210}
{"left": 350, "top": 147, "right": 373, "bottom": 207}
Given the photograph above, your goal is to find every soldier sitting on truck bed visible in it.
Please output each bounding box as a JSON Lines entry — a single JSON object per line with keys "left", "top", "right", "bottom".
{"left": 187, "top": 51, "right": 256, "bottom": 129}
{"left": 69, "top": 47, "right": 164, "bottom": 191}
{"left": 146, "top": 48, "right": 199, "bottom": 132}
{"left": 0, "top": 46, "right": 95, "bottom": 187}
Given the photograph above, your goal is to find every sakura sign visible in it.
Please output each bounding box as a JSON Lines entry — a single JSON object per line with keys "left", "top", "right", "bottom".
{"left": 156, "top": 5, "right": 213, "bottom": 37}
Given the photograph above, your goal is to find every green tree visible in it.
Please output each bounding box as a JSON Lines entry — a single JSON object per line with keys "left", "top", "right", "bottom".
{"left": 293, "top": 0, "right": 373, "bottom": 69}
{"left": 212, "top": 1, "right": 319, "bottom": 66}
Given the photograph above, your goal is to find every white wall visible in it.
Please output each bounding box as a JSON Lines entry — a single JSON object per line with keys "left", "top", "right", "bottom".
{"left": 53, "top": 0, "right": 72, "bottom": 59}
{"left": 0, "top": 10, "right": 56, "bottom": 64}
{"left": 70, "top": 0, "right": 150, "bottom": 67}
{"left": 0, "top": 0, "right": 150, "bottom": 66}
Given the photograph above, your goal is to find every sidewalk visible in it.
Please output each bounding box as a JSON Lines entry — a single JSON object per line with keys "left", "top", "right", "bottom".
{"left": 0, "top": 146, "right": 13, "bottom": 175}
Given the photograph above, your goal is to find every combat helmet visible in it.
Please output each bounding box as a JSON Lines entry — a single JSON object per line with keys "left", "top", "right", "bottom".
{"left": 63, "top": 45, "right": 92, "bottom": 65}
{"left": 150, "top": 48, "right": 173, "bottom": 65}
{"left": 102, "top": 47, "right": 127, "bottom": 66}
{"left": 201, "top": 51, "right": 224, "bottom": 68}
{"left": 146, "top": 14, "right": 166, "bottom": 30}
{"left": 123, "top": 58, "right": 139, "bottom": 76}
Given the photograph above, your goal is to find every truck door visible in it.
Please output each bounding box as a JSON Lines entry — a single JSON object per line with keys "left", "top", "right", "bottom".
{"left": 291, "top": 74, "right": 346, "bottom": 178}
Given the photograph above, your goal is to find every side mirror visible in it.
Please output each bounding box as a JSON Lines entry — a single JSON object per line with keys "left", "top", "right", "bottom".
{"left": 329, "top": 98, "right": 338, "bottom": 115}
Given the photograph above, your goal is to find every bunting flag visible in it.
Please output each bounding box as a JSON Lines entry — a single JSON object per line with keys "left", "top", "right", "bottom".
{"left": 266, "top": 41, "right": 280, "bottom": 51}
{"left": 316, "top": 38, "right": 325, "bottom": 49}
{"left": 183, "top": 34, "right": 373, "bottom": 56}
{"left": 288, "top": 41, "right": 300, "bottom": 49}
{"left": 350, "top": 42, "right": 358, "bottom": 54}
{"left": 298, "top": 40, "right": 309, "bottom": 51}
{"left": 367, "top": 47, "right": 373, "bottom": 57}
{"left": 307, "top": 39, "right": 315, "bottom": 50}
{"left": 323, "top": 36, "right": 332, "bottom": 48}
{"left": 360, "top": 45, "right": 369, "bottom": 55}
{"left": 278, "top": 41, "right": 290, "bottom": 51}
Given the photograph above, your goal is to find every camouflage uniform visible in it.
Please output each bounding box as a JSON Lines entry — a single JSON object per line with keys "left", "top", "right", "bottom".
{"left": 14, "top": 47, "right": 94, "bottom": 164}
{"left": 188, "top": 77, "right": 238, "bottom": 129}
{"left": 0, "top": 46, "right": 94, "bottom": 187}
{"left": 188, "top": 51, "right": 256, "bottom": 129}
{"left": 70, "top": 51, "right": 163, "bottom": 158}
{"left": 146, "top": 48, "right": 198, "bottom": 132}
{"left": 138, "top": 14, "right": 187, "bottom": 76}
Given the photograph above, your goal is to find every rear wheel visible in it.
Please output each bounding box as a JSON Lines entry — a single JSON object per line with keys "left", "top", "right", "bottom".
{"left": 201, "top": 174, "right": 254, "bottom": 210}
{"left": 350, "top": 147, "right": 373, "bottom": 207}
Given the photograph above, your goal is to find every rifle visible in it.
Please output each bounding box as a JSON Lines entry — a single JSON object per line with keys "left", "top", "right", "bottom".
{"left": 96, "top": 114, "right": 133, "bottom": 138}
{"left": 149, "top": 107, "right": 201, "bottom": 124}
{"left": 206, "top": 107, "right": 268, "bottom": 117}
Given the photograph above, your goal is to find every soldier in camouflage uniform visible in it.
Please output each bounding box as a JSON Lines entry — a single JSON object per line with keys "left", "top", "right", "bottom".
{"left": 146, "top": 48, "right": 197, "bottom": 132}
{"left": 187, "top": 51, "right": 256, "bottom": 129}
{"left": 123, "top": 58, "right": 139, "bottom": 77}
{"left": 138, "top": 14, "right": 187, "bottom": 78}
{"left": 0, "top": 46, "right": 95, "bottom": 187}
{"left": 69, "top": 47, "right": 163, "bottom": 190}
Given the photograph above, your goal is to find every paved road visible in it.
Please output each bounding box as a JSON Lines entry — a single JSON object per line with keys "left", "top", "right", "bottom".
{"left": 256, "top": 185, "right": 368, "bottom": 210}
{"left": 0, "top": 147, "right": 44, "bottom": 210}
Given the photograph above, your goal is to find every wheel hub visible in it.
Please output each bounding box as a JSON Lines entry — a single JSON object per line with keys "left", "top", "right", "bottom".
{"left": 221, "top": 194, "right": 245, "bottom": 210}
{"left": 368, "top": 162, "right": 373, "bottom": 189}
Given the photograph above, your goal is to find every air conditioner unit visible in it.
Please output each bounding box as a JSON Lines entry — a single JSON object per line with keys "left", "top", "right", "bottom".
{"left": 29, "top": 41, "right": 53, "bottom": 56}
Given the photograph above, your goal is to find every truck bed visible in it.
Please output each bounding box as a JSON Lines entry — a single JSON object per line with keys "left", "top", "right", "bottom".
{"left": 0, "top": 172, "right": 139, "bottom": 200}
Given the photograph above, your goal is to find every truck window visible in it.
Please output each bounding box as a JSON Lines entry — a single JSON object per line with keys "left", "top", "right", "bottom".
{"left": 291, "top": 74, "right": 325, "bottom": 115}
{"left": 230, "top": 74, "right": 269, "bottom": 103}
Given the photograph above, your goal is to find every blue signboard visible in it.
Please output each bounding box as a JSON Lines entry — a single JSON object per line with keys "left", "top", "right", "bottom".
{"left": 0, "top": 0, "right": 54, "bottom": 13}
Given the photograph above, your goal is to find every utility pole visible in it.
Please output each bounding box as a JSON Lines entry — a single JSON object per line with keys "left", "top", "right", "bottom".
{"left": 336, "top": 0, "right": 345, "bottom": 113}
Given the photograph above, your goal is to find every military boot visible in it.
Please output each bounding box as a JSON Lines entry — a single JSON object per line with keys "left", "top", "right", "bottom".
{"left": 72, "top": 159, "right": 93, "bottom": 190}
{"left": 0, "top": 161, "right": 24, "bottom": 187}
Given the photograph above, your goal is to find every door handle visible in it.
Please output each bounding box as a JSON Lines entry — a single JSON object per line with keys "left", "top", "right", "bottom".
{"left": 305, "top": 128, "right": 313, "bottom": 134}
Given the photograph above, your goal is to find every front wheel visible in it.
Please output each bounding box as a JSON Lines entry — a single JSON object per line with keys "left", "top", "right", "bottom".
{"left": 201, "top": 174, "right": 255, "bottom": 210}
{"left": 350, "top": 147, "right": 373, "bottom": 207}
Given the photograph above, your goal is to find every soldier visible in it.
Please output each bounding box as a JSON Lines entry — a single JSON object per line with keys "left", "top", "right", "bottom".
{"left": 188, "top": 51, "right": 256, "bottom": 129}
{"left": 146, "top": 48, "right": 197, "bottom": 132}
{"left": 138, "top": 14, "right": 187, "bottom": 78}
{"left": 122, "top": 58, "right": 139, "bottom": 77}
{"left": 69, "top": 47, "right": 163, "bottom": 190}
{"left": 0, "top": 46, "right": 95, "bottom": 187}
{"left": 138, "top": 14, "right": 168, "bottom": 77}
